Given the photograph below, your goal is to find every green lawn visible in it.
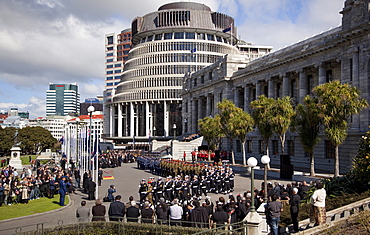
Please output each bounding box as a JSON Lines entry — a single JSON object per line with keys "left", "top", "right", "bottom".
{"left": 0, "top": 194, "right": 69, "bottom": 220}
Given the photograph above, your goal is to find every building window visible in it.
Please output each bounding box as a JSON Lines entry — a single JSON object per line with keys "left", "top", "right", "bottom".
{"left": 106, "top": 71, "right": 113, "bottom": 74}
{"left": 185, "top": 32, "right": 195, "bottom": 39}
{"left": 106, "top": 65, "right": 113, "bottom": 68}
{"left": 164, "top": 33, "right": 173, "bottom": 40}
{"left": 325, "top": 140, "right": 335, "bottom": 159}
{"left": 207, "top": 34, "right": 215, "bottom": 41}
{"left": 272, "top": 140, "right": 279, "bottom": 155}
{"left": 106, "top": 59, "right": 113, "bottom": 62}
{"left": 259, "top": 140, "right": 264, "bottom": 154}
{"left": 115, "top": 64, "right": 121, "bottom": 67}
{"left": 247, "top": 140, "right": 252, "bottom": 153}
{"left": 107, "top": 36, "right": 113, "bottom": 45}
{"left": 106, "top": 53, "right": 114, "bottom": 57}
{"left": 174, "top": 32, "right": 184, "bottom": 39}
{"left": 287, "top": 140, "right": 295, "bottom": 156}
{"left": 155, "top": 34, "right": 162, "bottom": 41}
{"left": 236, "top": 140, "right": 241, "bottom": 153}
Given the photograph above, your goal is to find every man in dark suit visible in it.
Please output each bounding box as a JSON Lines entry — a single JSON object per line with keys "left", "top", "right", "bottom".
{"left": 87, "top": 178, "right": 96, "bottom": 200}
{"left": 108, "top": 195, "right": 126, "bottom": 221}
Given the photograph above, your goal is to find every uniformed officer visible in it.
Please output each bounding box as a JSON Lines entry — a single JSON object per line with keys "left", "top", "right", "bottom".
{"left": 164, "top": 176, "right": 173, "bottom": 202}
{"left": 155, "top": 177, "right": 164, "bottom": 203}
{"left": 191, "top": 175, "right": 200, "bottom": 197}
{"left": 138, "top": 179, "right": 148, "bottom": 204}
{"left": 200, "top": 175, "right": 207, "bottom": 197}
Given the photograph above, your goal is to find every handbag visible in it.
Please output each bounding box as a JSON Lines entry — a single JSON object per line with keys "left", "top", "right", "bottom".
{"left": 103, "top": 193, "right": 109, "bottom": 202}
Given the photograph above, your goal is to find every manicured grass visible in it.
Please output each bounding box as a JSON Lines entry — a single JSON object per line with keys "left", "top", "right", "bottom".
{"left": 20, "top": 155, "right": 37, "bottom": 165}
{"left": 0, "top": 194, "right": 69, "bottom": 220}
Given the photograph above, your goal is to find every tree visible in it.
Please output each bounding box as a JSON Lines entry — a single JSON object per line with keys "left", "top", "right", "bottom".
{"left": 217, "top": 99, "right": 242, "bottom": 165}
{"left": 0, "top": 127, "right": 17, "bottom": 156}
{"left": 271, "top": 96, "right": 295, "bottom": 154}
{"left": 293, "top": 96, "right": 322, "bottom": 176}
{"left": 198, "top": 115, "right": 224, "bottom": 161}
{"left": 351, "top": 129, "right": 370, "bottom": 185}
{"left": 18, "top": 126, "right": 57, "bottom": 154}
{"left": 313, "top": 81, "right": 368, "bottom": 177}
{"left": 250, "top": 95, "right": 275, "bottom": 157}
{"left": 229, "top": 109, "right": 254, "bottom": 166}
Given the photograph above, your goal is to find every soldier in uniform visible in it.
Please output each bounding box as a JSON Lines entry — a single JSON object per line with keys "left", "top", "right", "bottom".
{"left": 200, "top": 175, "right": 208, "bottom": 197}
{"left": 215, "top": 171, "right": 222, "bottom": 194}
{"left": 191, "top": 175, "right": 200, "bottom": 198}
{"left": 173, "top": 175, "right": 182, "bottom": 200}
{"left": 181, "top": 180, "right": 190, "bottom": 202}
{"left": 155, "top": 177, "right": 164, "bottom": 203}
{"left": 223, "top": 172, "right": 230, "bottom": 194}
{"left": 229, "top": 168, "right": 235, "bottom": 192}
{"left": 147, "top": 177, "right": 155, "bottom": 204}
{"left": 164, "top": 176, "right": 173, "bottom": 202}
{"left": 138, "top": 179, "right": 148, "bottom": 204}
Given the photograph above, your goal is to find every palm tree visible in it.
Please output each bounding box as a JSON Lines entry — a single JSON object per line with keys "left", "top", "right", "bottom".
{"left": 293, "top": 96, "right": 321, "bottom": 176}
{"left": 313, "top": 81, "right": 368, "bottom": 176}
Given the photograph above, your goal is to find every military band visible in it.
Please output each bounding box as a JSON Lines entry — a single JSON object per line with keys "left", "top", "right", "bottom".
{"left": 137, "top": 156, "right": 235, "bottom": 204}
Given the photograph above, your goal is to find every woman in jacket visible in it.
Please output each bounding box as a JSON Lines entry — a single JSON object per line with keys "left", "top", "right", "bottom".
{"left": 92, "top": 199, "right": 106, "bottom": 221}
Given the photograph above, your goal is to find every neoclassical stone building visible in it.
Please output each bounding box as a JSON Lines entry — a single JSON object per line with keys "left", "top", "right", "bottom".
{"left": 104, "top": 2, "right": 270, "bottom": 145}
{"left": 182, "top": 0, "right": 370, "bottom": 174}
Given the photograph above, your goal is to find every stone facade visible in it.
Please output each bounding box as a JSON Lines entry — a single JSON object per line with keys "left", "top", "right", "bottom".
{"left": 182, "top": 0, "right": 370, "bottom": 174}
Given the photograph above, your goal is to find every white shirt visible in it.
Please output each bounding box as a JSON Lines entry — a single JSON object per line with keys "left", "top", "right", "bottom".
{"left": 311, "top": 188, "right": 326, "bottom": 207}
{"left": 169, "top": 204, "right": 183, "bottom": 220}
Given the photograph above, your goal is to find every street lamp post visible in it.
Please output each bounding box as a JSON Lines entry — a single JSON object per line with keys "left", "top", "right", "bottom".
{"left": 244, "top": 156, "right": 263, "bottom": 234}
{"left": 88, "top": 105, "right": 95, "bottom": 172}
{"left": 261, "top": 155, "right": 270, "bottom": 203}
{"left": 88, "top": 105, "right": 98, "bottom": 200}
{"left": 247, "top": 157, "right": 258, "bottom": 212}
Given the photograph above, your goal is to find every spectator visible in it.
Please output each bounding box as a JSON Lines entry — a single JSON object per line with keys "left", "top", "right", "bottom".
{"left": 169, "top": 199, "right": 183, "bottom": 226}
{"left": 126, "top": 201, "right": 140, "bottom": 222}
{"left": 211, "top": 205, "right": 229, "bottom": 228}
{"left": 290, "top": 188, "right": 301, "bottom": 233}
{"left": 92, "top": 199, "right": 106, "bottom": 221}
{"left": 141, "top": 201, "right": 154, "bottom": 223}
{"left": 266, "top": 194, "right": 283, "bottom": 235}
{"left": 76, "top": 200, "right": 90, "bottom": 222}
{"left": 108, "top": 195, "right": 126, "bottom": 221}
{"left": 310, "top": 182, "right": 326, "bottom": 226}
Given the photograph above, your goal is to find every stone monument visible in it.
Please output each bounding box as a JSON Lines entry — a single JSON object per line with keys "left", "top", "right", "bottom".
{"left": 9, "top": 130, "right": 23, "bottom": 171}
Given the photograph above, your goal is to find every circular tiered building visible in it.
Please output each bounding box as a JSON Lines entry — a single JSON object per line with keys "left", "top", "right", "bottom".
{"left": 107, "top": 2, "right": 239, "bottom": 143}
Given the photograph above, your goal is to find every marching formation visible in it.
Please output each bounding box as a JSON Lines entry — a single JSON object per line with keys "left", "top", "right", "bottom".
{"left": 137, "top": 156, "right": 235, "bottom": 205}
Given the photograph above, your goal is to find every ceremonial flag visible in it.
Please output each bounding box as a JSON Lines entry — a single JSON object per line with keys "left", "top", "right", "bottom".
{"left": 223, "top": 25, "right": 231, "bottom": 33}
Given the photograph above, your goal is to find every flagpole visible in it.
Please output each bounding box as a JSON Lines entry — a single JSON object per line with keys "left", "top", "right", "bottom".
{"left": 95, "top": 133, "right": 99, "bottom": 200}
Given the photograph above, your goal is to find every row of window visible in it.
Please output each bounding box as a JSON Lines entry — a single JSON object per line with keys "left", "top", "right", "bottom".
{"left": 115, "top": 89, "right": 181, "bottom": 102}
{"left": 106, "top": 76, "right": 121, "bottom": 81}
{"left": 107, "top": 64, "right": 122, "bottom": 68}
{"left": 118, "top": 77, "right": 183, "bottom": 90}
{"left": 137, "top": 32, "right": 230, "bottom": 45}
{"left": 129, "top": 41, "right": 233, "bottom": 58}
{"left": 106, "top": 70, "right": 121, "bottom": 75}
{"left": 117, "top": 44, "right": 131, "bottom": 50}
{"left": 106, "top": 82, "right": 120, "bottom": 86}
{"left": 124, "top": 53, "right": 220, "bottom": 70}
{"left": 122, "top": 65, "right": 200, "bottom": 80}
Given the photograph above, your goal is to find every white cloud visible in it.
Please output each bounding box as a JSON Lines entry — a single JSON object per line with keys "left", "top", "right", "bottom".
{"left": 0, "top": 96, "right": 46, "bottom": 118}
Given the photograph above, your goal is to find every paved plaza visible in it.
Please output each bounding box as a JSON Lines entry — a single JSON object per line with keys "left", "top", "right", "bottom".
{"left": 0, "top": 162, "right": 322, "bottom": 234}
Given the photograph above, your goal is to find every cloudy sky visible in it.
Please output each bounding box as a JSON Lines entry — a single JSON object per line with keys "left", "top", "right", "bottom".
{"left": 0, "top": 0, "right": 345, "bottom": 119}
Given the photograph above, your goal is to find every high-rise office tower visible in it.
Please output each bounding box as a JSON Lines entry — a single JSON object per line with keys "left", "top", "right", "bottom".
{"left": 46, "top": 83, "right": 80, "bottom": 116}
{"left": 105, "top": 2, "right": 239, "bottom": 143}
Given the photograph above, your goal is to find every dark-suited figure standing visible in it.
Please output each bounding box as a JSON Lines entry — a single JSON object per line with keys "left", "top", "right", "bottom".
{"left": 87, "top": 178, "right": 96, "bottom": 200}
{"left": 290, "top": 188, "right": 301, "bottom": 233}
{"left": 108, "top": 195, "right": 126, "bottom": 221}
{"left": 92, "top": 199, "right": 106, "bottom": 221}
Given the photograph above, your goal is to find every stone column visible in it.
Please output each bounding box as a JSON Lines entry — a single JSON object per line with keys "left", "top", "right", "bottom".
{"left": 130, "top": 102, "right": 135, "bottom": 137}
{"left": 352, "top": 48, "right": 360, "bottom": 87}
{"left": 145, "top": 101, "right": 150, "bottom": 137}
{"left": 299, "top": 69, "right": 307, "bottom": 102}
{"left": 192, "top": 98, "right": 197, "bottom": 134}
{"left": 118, "top": 103, "right": 122, "bottom": 137}
{"left": 234, "top": 88, "right": 240, "bottom": 107}
{"left": 318, "top": 64, "right": 326, "bottom": 85}
{"left": 255, "top": 82, "right": 261, "bottom": 99}
{"left": 206, "top": 94, "right": 211, "bottom": 117}
{"left": 268, "top": 79, "right": 274, "bottom": 98}
{"left": 111, "top": 105, "right": 115, "bottom": 137}
{"left": 244, "top": 85, "right": 250, "bottom": 112}
{"left": 164, "top": 100, "right": 169, "bottom": 136}
{"left": 282, "top": 74, "right": 289, "bottom": 97}
{"left": 109, "top": 105, "right": 113, "bottom": 137}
